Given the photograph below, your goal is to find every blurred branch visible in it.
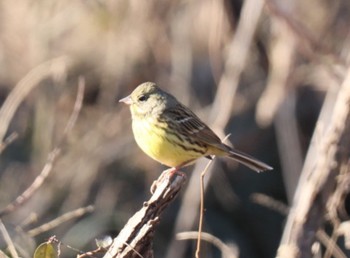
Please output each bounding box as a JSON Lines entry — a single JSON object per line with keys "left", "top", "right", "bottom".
{"left": 264, "top": 0, "right": 346, "bottom": 67}
{"left": 62, "top": 77, "right": 85, "bottom": 140}
{"left": 27, "top": 205, "right": 94, "bottom": 237}
{"left": 257, "top": 0, "right": 347, "bottom": 128}
{"left": 0, "top": 219, "right": 19, "bottom": 258}
{"left": 252, "top": 193, "right": 348, "bottom": 258}
{"left": 277, "top": 67, "right": 350, "bottom": 257}
{"left": 0, "top": 132, "right": 18, "bottom": 154}
{"left": 77, "top": 247, "right": 106, "bottom": 258}
{"left": 255, "top": 1, "right": 303, "bottom": 200}
{"left": 169, "top": 5, "right": 192, "bottom": 104}
{"left": 210, "top": 0, "right": 264, "bottom": 129}
{"left": 327, "top": 163, "right": 350, "bottom": 220}
{"left": 257, "top": 0, "right": 349, "bottom": 201}
{"left": 0, "top": 148, "right": 61, "bottom": 217}
{"left": 0, "top": 56, "right": 71, "bottom": 145}
{"left": 177, "top": 231, "right": 238, "bottom": 258}
{"left": 102, "top": 171, "right": 186, "bottom": 258}
{"left": 0, "top": 77, "right": 84, "bottom": 217}
{"left": 0, "top": 250, "right": 9, "bottom": 258}
{"left": 207, "top": 0, "right": 230, "bottom": 85}
{"left": 273, "top": 93, "right": 303, "bottom": 202}
{"left": 250, "top": 193, "right": 289, "bottom": 215}
{"left": 338, "top": 221, "right": 350, "bottom": 250}
{"left": 255, "top": 13, "right": 296, "bottom": 127}
{"left": 317, "top": 230, "right": 347, "bottom": 258}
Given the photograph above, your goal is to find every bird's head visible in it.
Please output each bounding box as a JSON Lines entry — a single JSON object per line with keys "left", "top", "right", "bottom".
{"left": 119, "top": 82, "right": 170, "bottom": 118}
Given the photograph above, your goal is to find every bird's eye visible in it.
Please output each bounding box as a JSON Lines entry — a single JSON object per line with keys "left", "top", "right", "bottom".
{"left": 138, "top": 95, "right": 147, "bottom": 102}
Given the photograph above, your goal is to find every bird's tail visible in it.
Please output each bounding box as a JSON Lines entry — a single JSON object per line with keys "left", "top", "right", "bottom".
{"left": 227, "top": 148, "right": 273, "bottom": 173}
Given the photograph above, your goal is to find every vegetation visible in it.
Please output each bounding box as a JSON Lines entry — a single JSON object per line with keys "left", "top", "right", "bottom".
{"left": 0, "top": 0, "right": 349, "bottom": 257}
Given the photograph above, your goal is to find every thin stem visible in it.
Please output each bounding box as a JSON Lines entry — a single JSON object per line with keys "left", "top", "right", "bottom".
{"left": 196, "top": 158, "right": 214, "bottom": 258}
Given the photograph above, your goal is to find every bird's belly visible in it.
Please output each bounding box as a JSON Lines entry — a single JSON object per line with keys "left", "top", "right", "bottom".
{"left": 132, "top": 118, "right": 201, "bottom": 167}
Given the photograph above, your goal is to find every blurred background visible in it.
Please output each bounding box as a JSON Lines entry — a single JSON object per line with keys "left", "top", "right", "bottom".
{"left": 0, "top": 0, "right": 349, "bottom": 257}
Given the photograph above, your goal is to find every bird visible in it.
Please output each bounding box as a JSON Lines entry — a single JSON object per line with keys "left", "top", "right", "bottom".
{"left": 119, "top": 82, "right": 272, "bottom": 173}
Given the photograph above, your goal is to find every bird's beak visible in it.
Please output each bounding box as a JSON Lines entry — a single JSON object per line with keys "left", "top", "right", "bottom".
{"left": 119, "top": 95, "right": 133, "bottom": 105}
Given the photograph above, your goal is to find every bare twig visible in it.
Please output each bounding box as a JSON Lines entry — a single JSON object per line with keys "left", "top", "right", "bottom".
{"left": 0, "top": 78, "right": 84, "bottom": 217}
{"left": 0, "top": 148, "right": 61, "bottom": 217}
{"left": 77, "top": 247, "right": 107, "bottom": 258}
{"left": 327, "top": 163, "right": 350, "bottom": 220}
{"left": 0, "top": 132, "right": 18, "bottom": 154}
{"left": 316, "top": 230, "right": 347, "bottom": 258}
{"left": 0, "top": 219, "right": 19, "bottom": 258}
{"left": 196, "top": 134, "right": 231, "bottom": 257}
{"left": 273, "top": 93, "right": 303, "bottom": 202}
{"left": 196, "top": 158, "right": 214, "bottom": 258}
{"left": 62, "top": 77, "right": 85, "bottom": 138}
{"left": 250, "top": 193, "right": 289, "bottom": 215}
{"left": 27, "top": 205, "right": 94, "bottom": 237}
{"left": 177, "top": 231, "right": 238, "bottom": 258}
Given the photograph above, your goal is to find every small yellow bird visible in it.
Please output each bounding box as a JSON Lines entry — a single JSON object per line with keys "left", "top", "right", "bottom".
{"left": 120, "top": 82, "right": 272, "bottom": 173}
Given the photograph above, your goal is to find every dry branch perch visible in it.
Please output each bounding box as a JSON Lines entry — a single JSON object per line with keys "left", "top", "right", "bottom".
{"left": 103, "top": 171, "right": 186, "bottom": 258}
{"left": 277, "top": 67, "right": 350, "bottom": 258}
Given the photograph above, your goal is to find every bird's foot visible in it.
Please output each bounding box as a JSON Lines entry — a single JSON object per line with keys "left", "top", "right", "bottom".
{"left": 150, "top": 167, "right": 186, "bottom": 194}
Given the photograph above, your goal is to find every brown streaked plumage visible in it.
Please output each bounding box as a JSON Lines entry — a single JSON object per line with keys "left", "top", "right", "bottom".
{"left": 119, "top": 82, "right": 273, "bottom": 172}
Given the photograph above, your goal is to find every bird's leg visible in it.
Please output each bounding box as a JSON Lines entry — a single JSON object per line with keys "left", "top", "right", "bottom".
{"left": 150, "top": 159, "right": 195, "bottom": 193}
{"left": 150, "top": 166, "right": 187, "bottom": 194}
{"left": 168, "top": 166, "right": 183, "bottom": 176}
{"left": 150, "top": 167, "right": 177, "bottom": 194}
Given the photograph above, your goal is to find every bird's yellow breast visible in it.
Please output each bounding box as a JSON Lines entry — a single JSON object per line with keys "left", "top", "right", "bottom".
{"left": 131, "top": 117, "right": 202, "bottom": 167}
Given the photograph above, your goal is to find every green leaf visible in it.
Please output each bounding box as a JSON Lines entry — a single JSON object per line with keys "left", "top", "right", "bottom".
{"left": 33, "top": 242, "right": 57, "bottom": 258}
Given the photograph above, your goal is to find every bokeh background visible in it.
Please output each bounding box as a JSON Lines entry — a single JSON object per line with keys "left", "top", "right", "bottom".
{"left": 0, "top": 0, "right": 349, "bottom": 257}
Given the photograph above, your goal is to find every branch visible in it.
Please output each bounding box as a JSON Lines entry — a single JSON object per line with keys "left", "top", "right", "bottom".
{"left": 264, "top": 0, "right": 346, "bottom": 67}
{"left": 177, "top": 231, "right": 238, "bottom": 258}
{"left": 102, "top": 171, "right": 186, "bottom": 258}
{"left": 277, "top": 67, "right": 350, "bottom": 257}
